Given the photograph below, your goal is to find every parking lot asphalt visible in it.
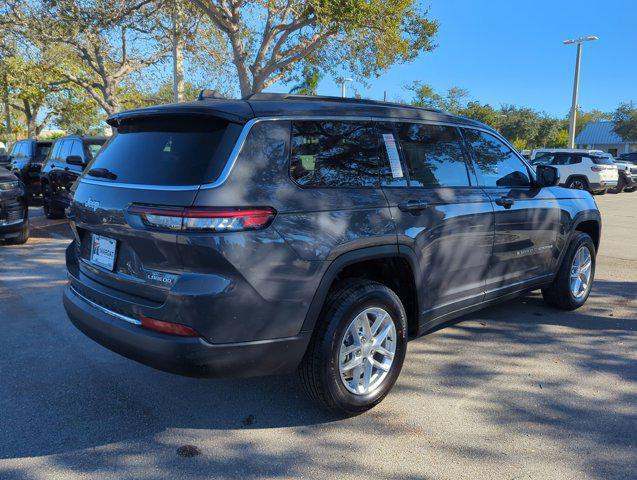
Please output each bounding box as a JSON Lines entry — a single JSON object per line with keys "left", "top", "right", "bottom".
{"left": 0, "top": 194, "right": 635, "bottom": 480}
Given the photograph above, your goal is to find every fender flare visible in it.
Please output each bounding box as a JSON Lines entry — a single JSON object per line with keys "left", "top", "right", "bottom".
{"left": 554, "top": 209, "right": 602, "bottom": 269}
{"left": 300, "top": 244, "right": 422, "bottom": 333}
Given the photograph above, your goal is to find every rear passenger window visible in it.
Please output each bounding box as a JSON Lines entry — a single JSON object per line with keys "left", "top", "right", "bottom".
{"left": 393, "top": 123, "right": 470, "bottom": 187}
{"left": 290, "top": 121, "right": 380, "bottom": 187}
{"left": 463, "top": 129, "right": 531, "bottom": 188}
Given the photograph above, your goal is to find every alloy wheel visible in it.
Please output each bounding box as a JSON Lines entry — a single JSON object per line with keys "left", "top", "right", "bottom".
{"left": 570, "top": 245, "right": 592, "bottom": 299}
{"left": 338, "top": 307, "right": 396, "bottom": 395}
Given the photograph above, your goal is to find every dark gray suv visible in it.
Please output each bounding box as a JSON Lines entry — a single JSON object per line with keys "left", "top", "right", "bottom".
{"left": 63, "top": 94, "right": 601, "bottom": 413}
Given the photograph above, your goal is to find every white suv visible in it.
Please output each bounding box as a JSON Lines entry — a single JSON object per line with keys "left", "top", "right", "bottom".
{"left": 531, "top": 151, "right": 618, "bottom": 194}
{"left": 529, "top": 148, "right": 603, "bottom": 162}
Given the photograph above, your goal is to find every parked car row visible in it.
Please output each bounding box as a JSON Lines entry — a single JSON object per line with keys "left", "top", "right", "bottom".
{"left": 528, "top": 148, "right": 637, "bottom": 195}
{"left": 1, "top": 135, "right": 107, "bottom": 216}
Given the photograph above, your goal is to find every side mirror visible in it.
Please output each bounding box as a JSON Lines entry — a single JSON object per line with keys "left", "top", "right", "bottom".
{"left": 536, "top": 165, "right": 560, "bottom": 187}
{"left": 66, "top": 155, "right": 85, "bottom": 167}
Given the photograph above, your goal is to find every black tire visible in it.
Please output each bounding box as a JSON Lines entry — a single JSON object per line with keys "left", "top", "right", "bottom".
{"left": 566, "top": 177, "right": 588, "bottom": 191}
{"left": 42, "top": 186, "right": 64, "bottom": 219}
{"left": 542, "top": 231, "right": 595, "bottom": 310}
{"left": 8, "top": 220, "right": 29, "bottom": 245}
{"left": 608, "top": 176, "right": 625, "bottom": 194}
{"left": 298, "top": 280, "right": 408, "bottom": 414}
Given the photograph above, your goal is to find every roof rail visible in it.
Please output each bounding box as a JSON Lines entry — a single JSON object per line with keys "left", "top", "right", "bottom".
{"left": 243, "top": 92, "right": 442, "bottom": 113}
{"left": 197, "top": 89, "right": 226, "bottom": 101}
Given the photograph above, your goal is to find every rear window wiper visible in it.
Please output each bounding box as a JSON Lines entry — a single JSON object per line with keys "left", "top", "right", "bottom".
{"left": 87, "top": 168, "right": 117, "bottom": 180}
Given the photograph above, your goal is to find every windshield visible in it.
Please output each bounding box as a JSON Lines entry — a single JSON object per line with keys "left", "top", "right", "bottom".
{"left": 88, "top": 116, "right": 234, "bottom": 186}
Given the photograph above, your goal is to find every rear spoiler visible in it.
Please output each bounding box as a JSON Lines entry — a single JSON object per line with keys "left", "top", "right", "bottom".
{"left": 107, "top": 102, "right": 254, "bottom": 128}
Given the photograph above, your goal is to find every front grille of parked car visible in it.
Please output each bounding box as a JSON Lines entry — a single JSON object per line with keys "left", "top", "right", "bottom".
{"left": 0, "top": 204, "right": 24, "bottom": 225}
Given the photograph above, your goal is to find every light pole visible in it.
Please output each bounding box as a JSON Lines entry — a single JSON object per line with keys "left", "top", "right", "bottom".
{"left": 341, "top": 78, "right": 353, "bottom": 98}
{"left": 564, "top": 36, "right": 598, "bottom": 148}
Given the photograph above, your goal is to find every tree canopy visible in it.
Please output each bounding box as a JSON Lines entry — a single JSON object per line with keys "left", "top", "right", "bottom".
{"left": 191, "top": 0, "right": 438, "bottom": 96}
{"left": 613, "top": 103, "right": 637, "bottom": 142}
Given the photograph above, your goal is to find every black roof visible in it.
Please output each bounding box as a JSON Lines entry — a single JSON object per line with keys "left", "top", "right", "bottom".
{"left": 107, "top": 93, "right": 491, "bottom": 131}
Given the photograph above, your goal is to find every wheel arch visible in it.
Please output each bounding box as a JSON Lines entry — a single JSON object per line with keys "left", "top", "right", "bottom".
{"left": 301, "top": 245, "right": 422, "bottom": 338}
{"left": 563, "top": 175, "right": 590, "bottom": 189}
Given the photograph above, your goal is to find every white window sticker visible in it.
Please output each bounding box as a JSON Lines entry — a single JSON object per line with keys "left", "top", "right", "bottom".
{"left": 382, "top": 134, "right": 404, "bottom": 178}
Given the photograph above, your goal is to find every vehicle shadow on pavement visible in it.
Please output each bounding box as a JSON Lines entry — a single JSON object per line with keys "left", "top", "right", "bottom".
{"left": 0, "top": 235, "right": 635, "bottom": 479}
{"left": 398, "top": 280, "right": 636, "bottom": 480}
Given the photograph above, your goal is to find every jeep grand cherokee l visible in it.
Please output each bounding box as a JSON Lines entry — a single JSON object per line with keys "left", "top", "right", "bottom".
{"left": 7, "top": 139, "right": 52, "bottom": 200}
{"left": 63, "top": 94, "right": 601, "bottom": 413}
{"left": 41, "top": 135, "right": 107, "bottom": 218}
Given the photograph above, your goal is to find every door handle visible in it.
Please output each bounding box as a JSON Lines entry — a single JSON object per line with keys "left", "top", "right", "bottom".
{"left": 398, "top": 200, "right": 429, "bottom": 213}
{"left": 495, "top": 197, "right": 514, "bottom": 209}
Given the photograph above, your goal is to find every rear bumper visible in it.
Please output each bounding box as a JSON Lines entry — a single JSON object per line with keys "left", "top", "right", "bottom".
{"left": 63, "top": 284, "right": 311, "bottom": 378}
{"left": 589, "top": 180, "right": 617, "bottom": 191}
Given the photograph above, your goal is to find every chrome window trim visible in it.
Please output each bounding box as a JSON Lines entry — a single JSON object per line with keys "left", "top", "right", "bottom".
{"left": 70, "top": 285, "right": 142, "bottom": 326}
{"left": 78, "top": 115, "right": 506, "bottom": 192}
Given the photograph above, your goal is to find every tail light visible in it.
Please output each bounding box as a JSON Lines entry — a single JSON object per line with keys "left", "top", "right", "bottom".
{"left": 591, "top": 166, "right": 606, "bottom": 172}
{"left": 128, "top": 205, "right": 276, "bottom": 232}
{"left": 139, "top": 315, "right": 200, "bottom": 337}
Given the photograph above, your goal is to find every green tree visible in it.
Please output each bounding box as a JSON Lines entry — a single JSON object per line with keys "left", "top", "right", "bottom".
{"left": 4, "top": 48, "right": 68, "bottom": 138}
{"left": 458, "top": 101, "right": 500, "bottom": 128}
{"left": 290, "top": 66, "right": 323, "bottom": 95}
{"left": 7, "top": 0, "right": 171, "bottom": 116}
{"left": 191, "top": 0, "right": 438, "bottom": 97}
{"left": 498, "top": 105, "right": 540, "bottom": 148}
{"left": 612, "top": 102, "right": 637, "bottom": 141}
{"left": 51, "top": 89, "right": 106, "bottom": 135}
{"left": 407, "top": 81, "right": 469, "bottom": 113}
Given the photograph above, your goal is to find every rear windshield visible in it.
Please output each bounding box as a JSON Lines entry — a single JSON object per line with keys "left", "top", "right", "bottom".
{"left": 88, "top": 116, "right": 232, "bottom": 186}
{"left": 590, "top": 155, "right": 614, "bottom": 165}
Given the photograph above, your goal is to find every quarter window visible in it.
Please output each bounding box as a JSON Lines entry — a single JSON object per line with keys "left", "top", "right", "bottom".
{"left": 290, "top": 121, "right": 380, "bottom": 187}
{"left": 463, "top": 129, "right": 531, "bottom": 187}
{"left": 393, "top": 123, "right": 470, "bottom": 187}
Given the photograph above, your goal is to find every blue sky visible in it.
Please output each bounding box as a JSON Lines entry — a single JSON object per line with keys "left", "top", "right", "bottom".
{"left": 273, "top": 0, "right": 636, "bottom": 117}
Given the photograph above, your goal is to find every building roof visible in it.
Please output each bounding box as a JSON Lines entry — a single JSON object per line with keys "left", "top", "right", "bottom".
{"left": 575, "top": 121, "right": 626, "bottom": 145}
{"left": 106, "top": 93, "right": 490, "bottom": 131}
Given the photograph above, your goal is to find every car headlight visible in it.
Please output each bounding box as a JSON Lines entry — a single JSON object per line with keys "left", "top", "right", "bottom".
{"left": 0, "top": 180, "right": 20, "bottom": 191}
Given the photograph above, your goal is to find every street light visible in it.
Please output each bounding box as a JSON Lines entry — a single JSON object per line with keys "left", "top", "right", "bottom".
{"left": 341, "top": 78, "right": 353, "bottom": 98}
{"left": 564, "top": 36, "right": 599, "bottom": 148}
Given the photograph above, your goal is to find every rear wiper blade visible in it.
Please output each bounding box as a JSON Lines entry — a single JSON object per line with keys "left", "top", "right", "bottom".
{"left": 87, "top": 168, "right": 117, "bottom": 180}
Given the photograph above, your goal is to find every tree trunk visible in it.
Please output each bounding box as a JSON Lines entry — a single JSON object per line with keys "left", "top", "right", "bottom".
{"left": 172, "top": 0, "right": 185, "bottom": 102}
{"left": 24, "top": 100, "right": 37, "bottom": 139}
{"left": 228, "top": 34, "right": 253, "bottom": 97}
{"left": 2, "top": 72, "right": 11, "bottom": 147}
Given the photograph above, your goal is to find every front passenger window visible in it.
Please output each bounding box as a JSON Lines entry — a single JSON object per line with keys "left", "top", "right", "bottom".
{"left": 463, "top": 129, "right": 530, "bottom": 188}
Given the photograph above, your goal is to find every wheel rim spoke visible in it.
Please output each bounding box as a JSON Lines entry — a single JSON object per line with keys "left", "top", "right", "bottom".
{"left": 339, "top": 307, "right": 397, "bottom": 396}
{"left": 570, "top": 246, "right": 592, "bottom": 299}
